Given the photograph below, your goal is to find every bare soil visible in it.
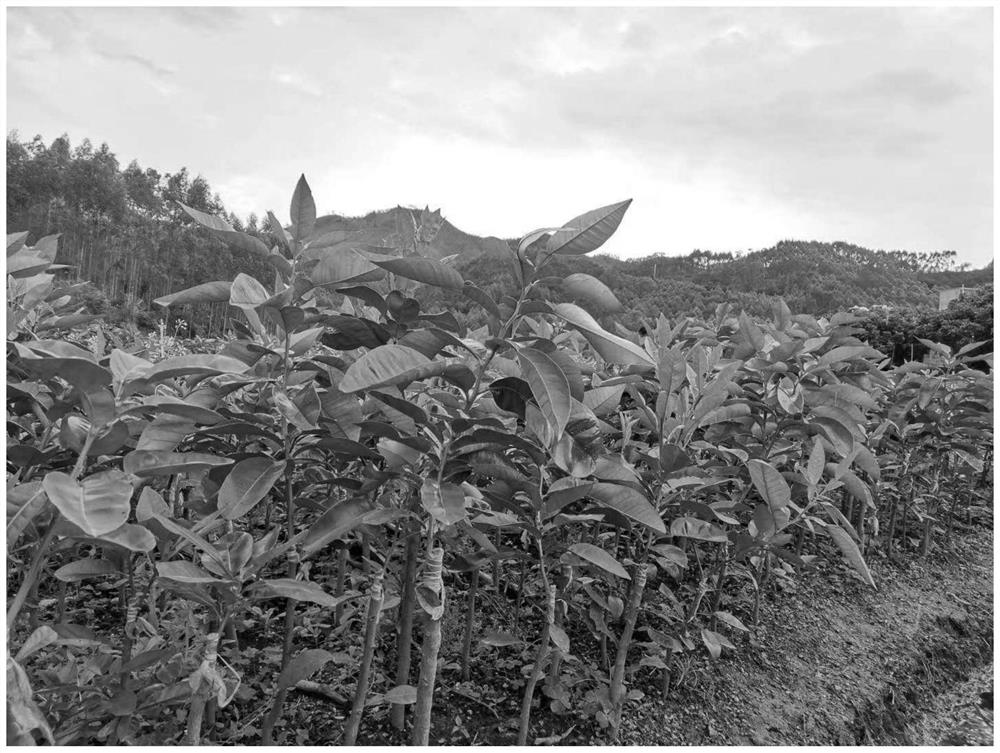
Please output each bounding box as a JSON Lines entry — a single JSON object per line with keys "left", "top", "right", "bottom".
{"left": 620, "top": 523, "right": 994, "bottom": 746}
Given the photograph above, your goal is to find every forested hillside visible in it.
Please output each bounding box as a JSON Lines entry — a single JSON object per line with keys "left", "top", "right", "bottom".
{"left": 6, "top": 132, "right": 991, "bottom": 337}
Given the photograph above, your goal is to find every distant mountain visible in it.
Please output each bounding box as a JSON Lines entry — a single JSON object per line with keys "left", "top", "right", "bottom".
{"left": 443, "top": 237, "right": 993, "bottom": 327}
{"left": 310, "top": 205, "right": 512, "bottom": 259}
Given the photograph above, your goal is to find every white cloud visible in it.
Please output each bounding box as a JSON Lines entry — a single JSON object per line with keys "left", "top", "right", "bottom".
{"left": 6, "top": 6, "right": 993, "bottom": 265}
{"left": 270, "top": 67, "right": 323, "bottom": 98}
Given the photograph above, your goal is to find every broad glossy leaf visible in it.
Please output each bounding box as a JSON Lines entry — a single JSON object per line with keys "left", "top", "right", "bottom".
{"left": 827, "top": 524, "right": 876, "bottom": 588}
{"left": 561, "top": 273, "right": 623, "bottom": 312}
{"left": 278, "top": 648, "right": 335, "bottom": 690}
{"left": 290, "top": 174, "right": 317, "bottom": 242}
{"left": 370, "top": 255, "right": 464, "bottom": 290}
{"left": 553, "top": 303, "right": 653, "bottom": 368}
{"left": 701, "top": 628, "right": 734, "bottom": 660}
{"left": 230, "top": 273, "right": 268, "bottom": 309}
{"left": 123, "top": 450, "right": 233, "bottom": 478}
{"left": 420, "top": 478, "right": 468, "bottom": 526}
{"left": 14, "top": 626, "right": 59, "bottom": 662}
{"left": 177, "top": 201, "right": 270, "bottom": 256}
{"left": 7, "top": 483, "right": 49, "bottom": 550}
{"left": 218, "top": 457, "right": 285, "bottom": 520}
{"left": 340, "top": 344, "right": 432, "bottom": 393}
{"left": 156, "top": 560, "right": 223, "bottom": 584}
{"left": 22, "top": 357, "right": 111, "bottom": 394}
{"left": 567, "top": 542, "right": 630, "bottom": 579}
{"left": 95, "top": 523, "right": 156, "bottom": 552}
{"left": 144, "top": 354, "right": 249, "bottom": 381}
{"left": 582, "top": 383, "right": 625, "bottom": 417}
{"left": 517, "top": 347, "right": 572, "bottom": 445}
{"left": 54, "top": 558, "right": 120, "bottom": 582}
{"left": 746, "top": 460, "right": 791, "bottom": 511}
{"left": 480, "top": 630, "right": 522, "bottom": 647}
{"left": 253, "top": 578, "right": 342, "bottom": 607}
{"left": 382, "top": 685, "right": 418, "bottom": 705}
{"left": 301, "top": 498, "right": 370, "bottom": 555}
{"left": 805, "top": 438, "right": 825, "bottom": 486}
{"left": 546, "top": 200, "right": 632, "bottom": 256}
{"left": 590, "top": 482, "right": 665, "bottom": 533}
{"left": 42, "top": 470, "right": 132, "bottom": 537}
{"left": 670, "top": 516, "right": 728, "bottom": 543}
{"left": 153, "top": 281, "right": 232, "bottom": 308}
{"left": 310, "top": 248, "right": 384, "bottom": 286}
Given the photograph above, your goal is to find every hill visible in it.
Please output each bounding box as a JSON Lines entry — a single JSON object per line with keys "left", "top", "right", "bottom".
{"left": 6, "top": 132, "right": 991, "bottom": 335}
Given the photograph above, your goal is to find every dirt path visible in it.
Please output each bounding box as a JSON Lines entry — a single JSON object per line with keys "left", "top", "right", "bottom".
{"left": 621, "top": 525, "right": 994, "bottom": 745}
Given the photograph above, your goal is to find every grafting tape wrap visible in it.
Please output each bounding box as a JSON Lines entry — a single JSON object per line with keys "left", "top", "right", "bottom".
{"left": 189, "top": 632, "right": 232, "bottom": 707}
{"left": 416, "top": 546, "right": 445, "bottom": 620}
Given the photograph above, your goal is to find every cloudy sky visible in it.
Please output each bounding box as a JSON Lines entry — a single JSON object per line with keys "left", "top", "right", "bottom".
{"left": 6, "top": 5, "right": 994, "bottom": 265}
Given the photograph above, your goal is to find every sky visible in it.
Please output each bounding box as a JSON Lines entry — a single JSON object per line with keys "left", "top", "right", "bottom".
{"left": 6, "top": 5, "right": 995, "bottom": 265}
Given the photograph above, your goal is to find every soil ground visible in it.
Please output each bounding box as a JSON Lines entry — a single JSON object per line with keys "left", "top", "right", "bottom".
{"left": 619, "top": 523, "right": 994, "bottom": 746}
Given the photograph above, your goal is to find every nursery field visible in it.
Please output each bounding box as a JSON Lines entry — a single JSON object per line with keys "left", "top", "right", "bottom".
{"left": 6, "top": 178, "right": 994, "bottom": 745}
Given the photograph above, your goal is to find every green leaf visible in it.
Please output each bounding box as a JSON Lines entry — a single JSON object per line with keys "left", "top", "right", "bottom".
{"left": 546, "top": 199, "right": 632, "bottom": 256}
{"left": 517, "top": 347, "right": 572, "bottom": 446}
{"left": 549, "top": 624, "right": 570, "bottom": 653}
{"left": 310, "top": 248, "right": 385, "bottom": 286}
{"left": 54, "top": 558, "right": 120, "bottom": 582}
{"left": 253, "top": 578, "right": 343, "bottom": 607}
{"left": 22, "top": 357, "right": 112, "bottom": 394}
{"left": 7, "top": 657, "right": 55, "bottom": 745}
{"left": 95, "top": 523, "right": 157, "bottom": 552}
{"left": 157, "top": 560, "right": 223, "bottom": 584}
{"left": 144, "top": 354, "right": 249, "bottom": 381}
{"left": 420, "top": 479, "right": 468, "bottom": 526}
{"left": 7, "top": 231, "right": 29, "bottom": 255}
{"left": 340, "top": 344, "right": 433, "bottom": 393}
{"left": 590, "top": 482, "right": 665, "bottom": 533}
{"left": 561, "top": 273, "right": 623, "bottom": 312}
{"left": 480, "top": 630, "right": 522, "bottom": 647}
{"left": 277, "top": 649, "right": 335, "bottom": 690}
{"left": 154, "top": 281, "right": 232, "bottom": 308}
{"left": 567, "top": 542, "right": 630, "bottom": 579}
{"left": 827, "top": 524, "right": 876, "bottom": 588}
{"left": 230, "top": 273, "right": 268, "bottom": 309}
{"left": 582, "top": 384, "right": 625, "bottom": 417}
{"left": 7, "top": 483, "right": 49, "bottom": 550}
{"left": 136, "top": 488, "right": 170, "bottom": 521}
{"left": 267, "top": 210, "right": 291, "bottom": 253}
{"left": 670, "top": 516, "right": 728, "bottom": 543}
{"left": 369, "top": 255, "right": 464, "bottom": 290}
{"left": 696, "top": 402, "right": 750, "bottom": 428}
{"left": 290, "top": 174, "right": 317, "bottom": 242}
{"left": 701, "top": 628, "right": 735, "bottom": 660}
{"left": 42, "top": 470, "right": 132, "bottom": 537}
{"left": 553, "top": 303, "right": 653, "bottom": 368}
{"left": 301, "top": 498, "right": 370, "bottom": 555}
{"left": 177, "top": 201, "right": 270, "bottom": 256}
{"left": 218, "top": 457, "right": 285, "bottom": 520}
{"left": 805, "top": 438, "right": 825, "bottom": 486}
{"left": 14, "top": 626, "right": 59, "bottom": 662}
{"left": 382, "top": 685, "right": 418, "bottom": 705}
{"left": 123, "top": 451, "right": 233, "bottom": 478}
{"left": 746, "top": 459, "right": 791, "bottom": 511}
{"left": 462, "top": 281, "right": 502, "bottom": 323}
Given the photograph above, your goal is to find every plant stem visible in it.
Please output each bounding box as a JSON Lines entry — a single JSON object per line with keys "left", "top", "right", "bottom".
{"left": 517, "top": 584, "right": 555, "bottom": 745}
{"left": 460, "top": 568, "right": 479, "bottom": 682}
{"left": 343, "top": 571, "right": 385, "bottom": 745}
{"left": 260, "top": 462, "right": 297, "bottom": 745}
{"left": 410, "top": 544, "right": 445, "bottom": 746}
{"left": 609, "top": 564, "right": 648, "bottom": 742}
{"left": 390, "top": 528, "right": 419, "bottom": 731}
